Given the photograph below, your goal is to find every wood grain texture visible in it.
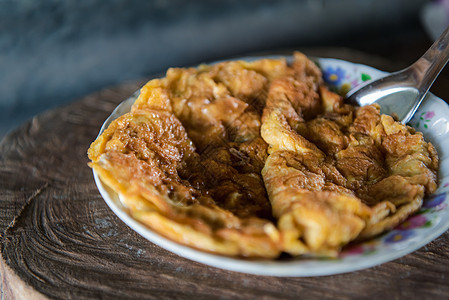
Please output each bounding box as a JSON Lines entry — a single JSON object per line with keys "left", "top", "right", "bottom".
{"left": 1, "top": 49, "right": 449, "bottom": 299}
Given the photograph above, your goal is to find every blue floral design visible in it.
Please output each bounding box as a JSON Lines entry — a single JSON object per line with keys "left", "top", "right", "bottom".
{"left": 423, "top": 193, "right": 447, "bottom": 209}
{"left": 323, "top": 66, "right": 346, "bottom": 86}
{"left": 384, "top": 230, "right": 415, "bottom": 244}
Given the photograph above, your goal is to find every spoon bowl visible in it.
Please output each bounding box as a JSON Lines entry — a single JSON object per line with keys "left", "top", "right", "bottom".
{"left": 345, "top": 26, "right": 449, "bottom": 124}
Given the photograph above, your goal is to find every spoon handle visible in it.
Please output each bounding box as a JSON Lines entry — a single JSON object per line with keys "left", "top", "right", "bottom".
{"left": 399, "top": 25, "right": 449, "bottom": 123}
{"left": 410, "top": 25, "right": 449, "bottom": 95}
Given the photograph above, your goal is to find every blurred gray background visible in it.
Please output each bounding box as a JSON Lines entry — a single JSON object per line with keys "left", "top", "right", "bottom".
{"left": 0, "top": 0, "right": 438, "bottom": 139}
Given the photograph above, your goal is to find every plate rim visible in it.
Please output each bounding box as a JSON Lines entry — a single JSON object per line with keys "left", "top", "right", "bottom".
{"left": 92, "top": 55, "right": 449, "bottom": 277}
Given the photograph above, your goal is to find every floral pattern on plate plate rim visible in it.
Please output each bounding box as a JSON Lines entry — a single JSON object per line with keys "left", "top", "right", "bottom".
{"left": 94, "top": 56, "right": 449, "bottom": 276}
{"left": 317, "top": 58, "right": 449, "bottom": 259}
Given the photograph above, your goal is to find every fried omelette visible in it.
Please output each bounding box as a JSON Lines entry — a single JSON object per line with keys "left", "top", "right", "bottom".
{"left": 88, "top": 52, "right": 438, "bottom": 258}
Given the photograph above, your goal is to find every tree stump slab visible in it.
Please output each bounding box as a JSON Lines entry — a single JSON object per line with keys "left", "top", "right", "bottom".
{"left": 2, "top": 50, "right": 449, "bottom": 299}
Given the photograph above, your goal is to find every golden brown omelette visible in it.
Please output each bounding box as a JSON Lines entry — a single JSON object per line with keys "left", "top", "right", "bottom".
{"left": 88, "top": 52, "right": 438, "bottom": 258}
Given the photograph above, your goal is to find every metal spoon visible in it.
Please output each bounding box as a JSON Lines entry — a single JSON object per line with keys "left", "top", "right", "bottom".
{"left": 345, "top": 26, "right": 449, "bottom": 124}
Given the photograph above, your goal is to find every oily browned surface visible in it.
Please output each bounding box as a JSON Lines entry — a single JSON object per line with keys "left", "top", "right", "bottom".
{"left": 1, "top": 49, "right": 449, "bottom": 299}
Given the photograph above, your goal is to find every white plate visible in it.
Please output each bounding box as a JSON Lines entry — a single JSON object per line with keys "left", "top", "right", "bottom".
{"left": 92, "top": 56, "right": 449, "bottom": 276}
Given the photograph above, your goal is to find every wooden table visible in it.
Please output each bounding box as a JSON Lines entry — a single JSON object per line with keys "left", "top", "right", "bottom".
{"left": 2, "top": 48, "right": 449, "bottom": 299}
